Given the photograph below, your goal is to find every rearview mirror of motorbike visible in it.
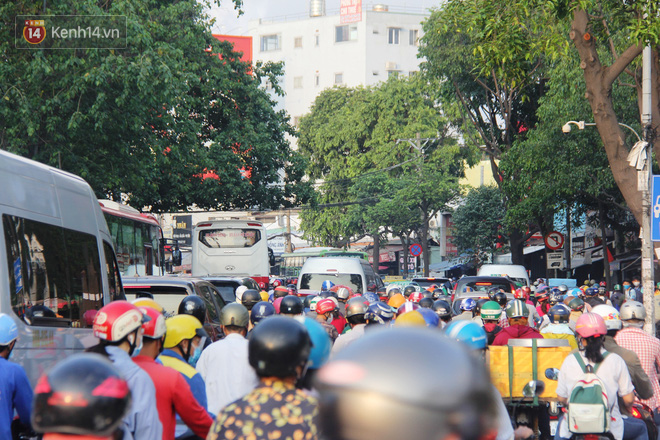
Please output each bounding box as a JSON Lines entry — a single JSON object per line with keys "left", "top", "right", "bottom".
{"left": 522, "top": 380, "right": 545, "bottom": 398}
{"left": 545, "top": 368, "right": 559, "bottom": 381}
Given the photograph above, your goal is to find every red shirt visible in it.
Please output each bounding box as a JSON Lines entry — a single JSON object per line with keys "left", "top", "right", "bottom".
{"left": 492, "top": 324, "right": 544, "bottom": 346}
{"left": 133, "top": 355, "right": 213, "bottom": 440}
{"left": 331, "top": 314, "right": 347, "bottom": 334}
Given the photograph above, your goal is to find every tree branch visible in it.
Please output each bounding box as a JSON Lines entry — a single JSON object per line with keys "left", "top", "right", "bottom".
{"left": 603, "top": 42, "right": 644, "bottom": 90}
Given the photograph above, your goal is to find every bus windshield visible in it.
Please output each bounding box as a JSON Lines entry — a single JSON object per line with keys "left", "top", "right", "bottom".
{"left": 100, "top": 200, "right": 163, "bottom": 277}
{"left": 280, "top": 248, "right": 367, "bottom": 278}
{"left": 299, "top": 273, "right": 364, "bottom": 294}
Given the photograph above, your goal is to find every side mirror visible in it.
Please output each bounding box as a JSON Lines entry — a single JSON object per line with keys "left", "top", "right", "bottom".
{"left": 522, "top": 380, "right": 545, "bottom": 398}
{"left": 172, "top": 248, "right": 182, "bottom": 266}
{"left": 545, "top": 368, "right": 560, "bottom": 381}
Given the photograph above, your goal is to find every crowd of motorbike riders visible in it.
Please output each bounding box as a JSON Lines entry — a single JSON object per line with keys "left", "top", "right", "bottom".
{"left": 3, "top": 275, "right": 660, "bottom": 440}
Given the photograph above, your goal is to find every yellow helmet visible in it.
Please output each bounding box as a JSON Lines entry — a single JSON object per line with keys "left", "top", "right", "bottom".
{"left": 131, "top": 297, "right": 163, "bottom": 313}
{"left": 164, "top": 315, "right": 207, "bottom": 348}
{"left": 259, "top": 290, "right": 269, "bottom": 301}
{"left": 394, "top": 310, "right": 427, "bottom": 327}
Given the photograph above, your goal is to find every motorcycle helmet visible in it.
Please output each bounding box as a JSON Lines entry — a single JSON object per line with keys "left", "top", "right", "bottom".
{"left": 505, "top": 300, "right": 527, "bottom": 319}
{"left": 619, "top": 300, "right": 646, "bottom": 322}
{"left": 445, "top": 321, "right": 488, "bottom": 350}
{"left": 409, "top": 292, "right": 424, "bottom": 304}
{"left": 365, "top": 301, "right": 395, "bottom": 324}
{"left": 219, "top": 303, "right": 249, "bottom": 328}
{"left": 163, "top": 314, "right": 209, "bottom": 349}
{"left": 418, "top": 308, "right": 440, "bottom": 327}
{"left": 362, "top": 292, "right": 379, "bottom": 305}
{"left": 301, "top": 317, "right": 331, "bottom": 370}
{"left": 387, "top": 287, "right": 402, "bottom": 298}
{"left": 336, "top": 287, "right": 352, "bottom": 301}
{"left": 273, "top": 286, "right": 289, "bottom": 298}
{"left": 418, "top": 297, "right": 434, "bottom": 309}
{"left": 568, "top": 297, "right": 585, "bottom": 312}
{"left": 493, "top": 292, "right": 508, "bottom": 307}
{"left": 396, "top": 301, "right": 419, "bottom": 317}
{"left": 548, "top": 290, "right": 563, "bottom": 306}
{"left": 250, "top": 301, "right": 276, "bottom": 326}
{"left": 345, "top": 297, "right": 369, "bottom": 322}
{"left": 387, "top": 293, "right": 406, "bottom": 309}
{"left": 93, "top": 301, "right": 146, "bottom": 345}
{"left": 177, "top": 296, "right": 206, "bottom": 324}
{"left": 432, "top": 300, "right": 452, "bottom": 320}
{"left": 459, "top": 298, "right": 476, "bottom": 312}
{"left": 480, "top": 301, "right": 502, "bottom": 321}
{"left": 241, "top": 290, "right": 261, "bottom": 311}
{"left": 394, "top": 310, "right": 427, "bottom": 327}
{"left": 280, "top": 295, "right": 304, "bottom": 316}
{"left": 575, "top": 313, "right": 607, "bottom": 338}
{"left": 591, "top": 304, "right": 622, "bottom": 331}
{"left": 132, "top": 297, "right": 164, "bottom": 313}
{"left": 0, "top": 314, "right": 18, "bottom": 346}
{"left": 403, "top": 285, "right": 416, "bottom": 298}
{"left": 138, "top": 306, "right": 166, "bottom": 339}
{"left": 547, "top": 304, "right": 570, "bottom": 324}
{"left": 316, "top": 298, "right": 336, "bottom": 316}
{"left": 321, "top": 280, "right": 335, "bottom": 291}
{"left": 235, "top": 285, "right": 248, "bottom": 303}
{"left": 249, "top": 316, "right": 311, "bottom": 377}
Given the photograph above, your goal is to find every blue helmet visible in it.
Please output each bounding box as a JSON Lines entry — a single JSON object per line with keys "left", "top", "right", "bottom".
{"left": 418, "top": 308, "right": 440, "bottom": 328}
{"left": 459, "top": 298, "right": 477, "bottom": 312}
{"left": 364, "top": 301, "right": 394, "bottom": 324}
{"left": 568, "top": 288, "right": 582, "bottom": 298}
{"left": 445, "top": 320, "right": 488, "bottom": 350}
{"left": 300, "top": 317, "right": 331, "bottom": 369}
{"left": 0, "top": 314, "right": 18, "bottom": 346}
{"left": 363, "top": 292, "right": 379, "bottom": 305}
{"left": 250, "top": 301, "right": 276, "bottom": 326}
{"left": 321, "top": 280, "right": 335, "bottom": 291}
{"left": 585, "top": 287, "right": 598, "bottom": 297}
{"left": 547, "top": 304, "right": 570, "bottom": 324}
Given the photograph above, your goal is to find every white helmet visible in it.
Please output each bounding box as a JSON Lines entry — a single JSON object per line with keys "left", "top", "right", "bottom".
{"left": 619, "top": 300, "right": 645, "bottom": 326}
{"left": 590, "top": 305, "right": 622, "bottom": 331}
{"left": 235, "top": 285, "right": 249, "bottom": 304}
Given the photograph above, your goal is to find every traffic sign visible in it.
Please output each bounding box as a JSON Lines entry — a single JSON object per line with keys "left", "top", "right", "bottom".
{"left": 544, "top": 231, "right": 564, "bottom": 250}
{"left": 409, "top": 243, "right": 422, "bottom": 257}
{"left": 546, "top": 251, "right": 564, "bottom": 270}
{"left": 652, "top": 176, "right": 660, "bottom": 241}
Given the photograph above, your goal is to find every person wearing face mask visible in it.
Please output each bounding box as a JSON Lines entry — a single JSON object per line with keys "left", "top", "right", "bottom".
{"left": 159, "top": 314, "right": 210, "bottom": 440}
{"left": 88, "top": 301, "right": 163, "bottom": 440}
{"left": 0, "top": 314, "right": 32, "bottom": 440}
{"left": 132, "top": 306, "right": 213, "bottom": 440}
{"left": 629, "top": 277, "right": 643, "bottom": 303}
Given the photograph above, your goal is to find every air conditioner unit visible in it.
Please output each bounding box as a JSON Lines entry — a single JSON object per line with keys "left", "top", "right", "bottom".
{"left": 372, "top": 70, "right": 379, "bottom": 76}
{"left": 385, "top": 61, "right": 397, "bottom": 70}
{"left": 429, "top": 219, "right": 437, "bottom": 228}
{"left": 372, "top": 26, "right": 380, "bottom": 34}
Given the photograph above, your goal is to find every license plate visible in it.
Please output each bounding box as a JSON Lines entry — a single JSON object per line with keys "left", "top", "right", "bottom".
{"left": 550, "top": 420, "right": 558, "bottom": 436}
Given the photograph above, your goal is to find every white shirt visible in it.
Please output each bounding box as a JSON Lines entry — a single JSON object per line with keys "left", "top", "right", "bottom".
{"left": 331, "top": 324, "right": 366, "bottom": 357}
{"left": 196, "top": 333, "right": 259, "bottom": 415}
{"left": 556, "top": 349, "right": 633, "bottom": 440}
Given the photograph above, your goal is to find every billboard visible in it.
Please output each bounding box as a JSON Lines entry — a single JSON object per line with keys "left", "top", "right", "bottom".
{"left": 172, "top": 215, "right": 192, "bottom": 246}
{"left": 340, "top": 0, "right": 362, "bottom": 23}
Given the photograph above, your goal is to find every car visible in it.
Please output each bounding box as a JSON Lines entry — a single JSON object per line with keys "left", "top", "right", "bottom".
{"left": 297, "top": 257, "right": 384, "bottom": 295}
{"left": 451, "top": 276, "right": 517, "bottom": 315}
{"left": 202, "top": 276, "right": 260, "bottom": 304}
{"left": 411, "top": 277, "right": 452, "bottom": 292}
{"left": 122, "top": 276, "right": 227, "bottom": 341}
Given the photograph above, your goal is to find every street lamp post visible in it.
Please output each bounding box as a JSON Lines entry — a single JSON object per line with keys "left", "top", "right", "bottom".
{"left": 563, "top": 119, "right": 654, "bottom": 335}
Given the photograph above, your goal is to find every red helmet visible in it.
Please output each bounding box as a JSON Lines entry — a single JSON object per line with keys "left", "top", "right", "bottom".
{"left": 316, "top": 298, "right": 336, "bottom": 315}
{"left": 138, "top": 306, "right": 166, "bottom": 339}
{"left": 272, "top": 279, "right": 282, "bottom": 288}
{"left": 521, "top": 286, "right": 531, "bottom": 299}
{"left": 93, "top": 301, "right": 147, "bottom": 343}
{"left": 396, "top": 301, "right": 419, "bottom": 317}
{"left": 409, "top": 292, "right": 424, "bottom": 303}
{"left": 575, "top": 313, "right": 607, "bottom": 338}
{"left": 513, "top": 288, "right": 524, "bottom": 299}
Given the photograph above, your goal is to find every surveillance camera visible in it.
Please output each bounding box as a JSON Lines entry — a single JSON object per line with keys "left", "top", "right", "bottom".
{"left": 562, "top": 124, "right": 571, "bottom": 133}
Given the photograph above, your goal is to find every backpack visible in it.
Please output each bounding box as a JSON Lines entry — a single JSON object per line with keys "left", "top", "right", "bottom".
{"left": 567, "top": 352, "right": 611, "bottom": 434}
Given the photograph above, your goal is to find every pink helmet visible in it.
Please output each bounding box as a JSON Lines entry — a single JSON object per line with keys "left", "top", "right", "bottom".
{"left": 575, "top": 312, "right": 607, "bottom": 338}
{"left": 273, "top": 297, "right": 283, "bottom": 314}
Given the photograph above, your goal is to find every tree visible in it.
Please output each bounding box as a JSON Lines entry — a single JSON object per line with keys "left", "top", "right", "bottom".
{"left": 0, "top": 0, "right": 309, "bottom": 212}
{"left": 419, "top": 0, "right": 559, "bottom": 264}
{"left": 298, "top": 75, "right": 471, "bottom": 275}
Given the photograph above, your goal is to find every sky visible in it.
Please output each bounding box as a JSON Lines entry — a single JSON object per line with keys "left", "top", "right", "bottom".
{"left": 207, "top": 0, "right": 440, "bottom": 35}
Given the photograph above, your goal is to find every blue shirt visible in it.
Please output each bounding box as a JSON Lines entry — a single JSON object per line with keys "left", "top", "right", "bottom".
{"left": 106, "top": 346, "right": 163, "bottom": 440}
{"left": 0, "top": 357, "right": 32, "bottom": 440}
{"left": 159, "top": 349, "right": 211, "bottom": 437}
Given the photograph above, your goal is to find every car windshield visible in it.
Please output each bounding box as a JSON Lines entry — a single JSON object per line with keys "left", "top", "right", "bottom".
{"left": 206, "top": 281, "right": 238, "bottom": 303}
{"left": 124, "top": 286, "right": 189, "bottom": 316}
{"left": 300, "top": 273, "right": 363, "bottom": 294}
{"left": 457, "top": 281, "right": 512, "bottom": 294}
{"left": 412, "top": 278, "right": 449, "bottom": 288}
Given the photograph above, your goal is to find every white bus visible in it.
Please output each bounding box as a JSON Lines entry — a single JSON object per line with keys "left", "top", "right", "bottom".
{"left": 191, "top": 220, "right": 269, "bottom": 289}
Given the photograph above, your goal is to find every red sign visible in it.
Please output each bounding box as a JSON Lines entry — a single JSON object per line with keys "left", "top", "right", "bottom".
{"left": 544, "top": 231, "right": 565, "bottom": 250}
{"left": 23, "top": 20, "right": 46, "bottom": 44}
{"left": 409, "top": 244, "right": 422, "bottom": 257}
{"left": 340, "top": 0, "right": 362, "bottom": 23}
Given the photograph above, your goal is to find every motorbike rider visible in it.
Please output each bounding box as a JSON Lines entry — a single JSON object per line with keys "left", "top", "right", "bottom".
{"left": 567, "top": 297, "right": 585, "bottom": 331}
{"left": 364, "top": 301, "right": 395, "bottom": 327}
{"left": 89, "top": 301, "right": 163, "bottom": 440}
{"left": 280, "top": 295, "right": 305, "bottom": 318}
{"left": 492, "top": 300, "right": 543, "bottom": 346}
{"left": 535, "top": 285, "right": 551, "bottom": 317}
{"left": 493, "top": 292, "right": 510, "bottom": 328}
{"left": 611, "top": 285, "right": 625, "bottom": 310}
{"left": 584, "top": 286, "right": 605, "bottom": 310}
{"left": 207, "top": 316, "right": 318, "bottom": 440}
{"left": 555, "top": 313, "right": 635, "bottom": 440}
{"left": 132, "top": 306, "right": 213, "bottom": 440}
{"left": 314, "top": 327, "right": 499, "bottom": 440}
{"left": 331, "top": 297, "right": 369, "bottom": 355}
{"left": 31, "top": 353, "right": 131, "bottom": 440}
{"left": 629, "top": 277, "right": 643, "bottom": 303}
{"left": 614, "top": 301, "right": 660, "bottom": 422}
{"left": 591, "top": 305, "right": 654, "bottom": 440}
{"left": 314, "top": 298, "right": 340, "bottom": 342}
{"left": 597, "top": 285, "right": 613, "bottom": 306}
{"left": 249, "top": 301, "right": 276, "bottom": 329}
{"left": 539, "top": 304, "right": 577, "bottom": 349}
{"left": 432, "top": 299, "right": 453, "bottom": 328}
{"left": 454, "top": 298, "right": 477, "bottom": 321}
{"left": 0, "top": 313, "right": 32, "bottom": 440}
{"left": 479, "top": 300, "right": 504, "bottom": 344}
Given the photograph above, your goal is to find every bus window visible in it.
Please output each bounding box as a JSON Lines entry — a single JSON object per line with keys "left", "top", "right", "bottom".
{"left": 199, "top": 229, "right": 262, "bottom": 248}
{"left": 3, "top": 215, "right": 104, "bottom": 328}
{"left": 103, "top": 241, "right": 124, "bottom": 302}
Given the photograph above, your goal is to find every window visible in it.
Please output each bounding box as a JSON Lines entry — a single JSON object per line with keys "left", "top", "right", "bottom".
{"left": 300, "top": 273, "right": 364, "bottom": 294}
{"left": 315, "top": 34, "right": 320, "bottom": 47}
{"left": 103, "top": 241, "right": 124, "bottom": 302}
{"left": 294, "top": 36, "right": 303, "bottom": 48}
{"left": 260, "top": 34, "right": 280, "bottom": 52}
{"left": 4, "top": 215, "right": 104, "bottom": 328}
{"left": 198, "top": 228, "right": 262, "bottom": 248}
{"left": 335, "top": 25, "right": 357, "bottom": 42}
{"left": 409, "top": 29, "right": 419, "bottom": 46}
{"left": 293, "top": 76, "right": 303, "bottom": 89}
{"left": 315, "top": 73, "right": 320, "bottom": 86}
{"left": 334, "top": 73, "right": 343, "bottom": 84}
{"left": 388, "top": 27, "right": 400, "bottom": 44}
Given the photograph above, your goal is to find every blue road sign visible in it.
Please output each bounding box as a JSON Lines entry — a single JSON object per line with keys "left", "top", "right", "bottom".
{"left": 653, "top": 176, "right": 660, "bottom": 241}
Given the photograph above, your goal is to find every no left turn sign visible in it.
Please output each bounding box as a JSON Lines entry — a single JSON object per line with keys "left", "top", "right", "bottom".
{"left": 544, "top": 231, "right": 564, "bottom": 250}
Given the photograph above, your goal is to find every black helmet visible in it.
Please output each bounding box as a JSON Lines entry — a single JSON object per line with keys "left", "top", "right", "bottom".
{"left": 493, "top": 292, "right": 508, "bottom": 307}
{"left": 473, "top": 298, "right": 490, "bottom": 317}
{"left": 303, "top": 295, "right": 315, "bottom": 310}
{"left": 280, "top": 295, "right": 304, "bottom": 315}
{"left": 432, "top": 300, "right": 452, "bottom": 319}
{"left": 418, "top": 297, "right": 434, "bottom": 309}
{"left": 248, "top": 316, "right": 311, "bottom": 377}
{"left": 421, "top": 290, "right": 434, "bottom": 299}
{"left": 377, "top": 286, "right": 387, "bottom": 296}
{"left": 403, "top": 285, "right": 416, "bottom": 298}
{"left": 241, "top": 289, "right": 261, "bottom": 311}
{"left": 250, "top": 301, "right": 276, "bottom": 326}
{"left": 178, "top": 295, "right": 206, "bottom": 324}
{"left": 315, "top": 328, "right": 497, "bottom": 440}
{"left": 219, "top": 303, "right": 249, "bottom": 328}
{"left": 32, "top": 353, "right": 131, "bottom": 437}
{"left": 387, "top": 287, "right": 402, "bottom": 298}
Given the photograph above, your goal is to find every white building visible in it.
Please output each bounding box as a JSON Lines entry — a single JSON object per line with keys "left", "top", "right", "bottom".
{"left": 248, "top": 3, "right": 429, "bottom": 126}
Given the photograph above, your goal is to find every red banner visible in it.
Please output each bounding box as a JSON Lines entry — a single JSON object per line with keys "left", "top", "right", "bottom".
{"left": 340, "top": 0, "right": 362, "bottom": 23}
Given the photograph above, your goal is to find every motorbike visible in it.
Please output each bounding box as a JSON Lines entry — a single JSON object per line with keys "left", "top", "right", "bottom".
{"left": 507, "top": 380, "right": 547, "bottom": 440}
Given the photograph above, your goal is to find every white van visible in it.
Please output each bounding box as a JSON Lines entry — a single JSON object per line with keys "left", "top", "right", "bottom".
{"left": 477, "top": 264, "right": 530, "bottom": 287}
{"left": 0, "top": 150, "right": 124, "bottom": 384}
{"left": 297, "top": 257, "right": 384, "bottom": 294}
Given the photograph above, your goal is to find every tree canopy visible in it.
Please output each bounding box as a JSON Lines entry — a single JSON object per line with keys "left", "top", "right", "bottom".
{"left": 1, "top": 0, "right": 310, "bottom": 212}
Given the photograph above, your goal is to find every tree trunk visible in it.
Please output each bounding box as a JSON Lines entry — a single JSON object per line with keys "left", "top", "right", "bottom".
{"left": 371, "top": 232, "right": 380, "bottom": 275}
{"left": 420, "top": 207, "right": 430, "bottom": 277}
{"left": 509, "top": 228, "right": 525, "bottom": 266}
{"left": 598, "top": 201, "right": 612, "bottom": 291}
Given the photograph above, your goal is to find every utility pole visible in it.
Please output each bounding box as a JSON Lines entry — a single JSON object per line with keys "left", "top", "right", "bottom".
{"left": 285, "top": 210, "right": 293, "bottom": 253}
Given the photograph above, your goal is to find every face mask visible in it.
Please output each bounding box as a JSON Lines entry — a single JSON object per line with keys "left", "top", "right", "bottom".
{"left": 633, "top": 282, "right": 640, "bottom": 287}
{"left": 130, "top": 332, "right": 143, "bottom": 358}
{"left": 187, "top": 337, "right": 205, "bottom": 367}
